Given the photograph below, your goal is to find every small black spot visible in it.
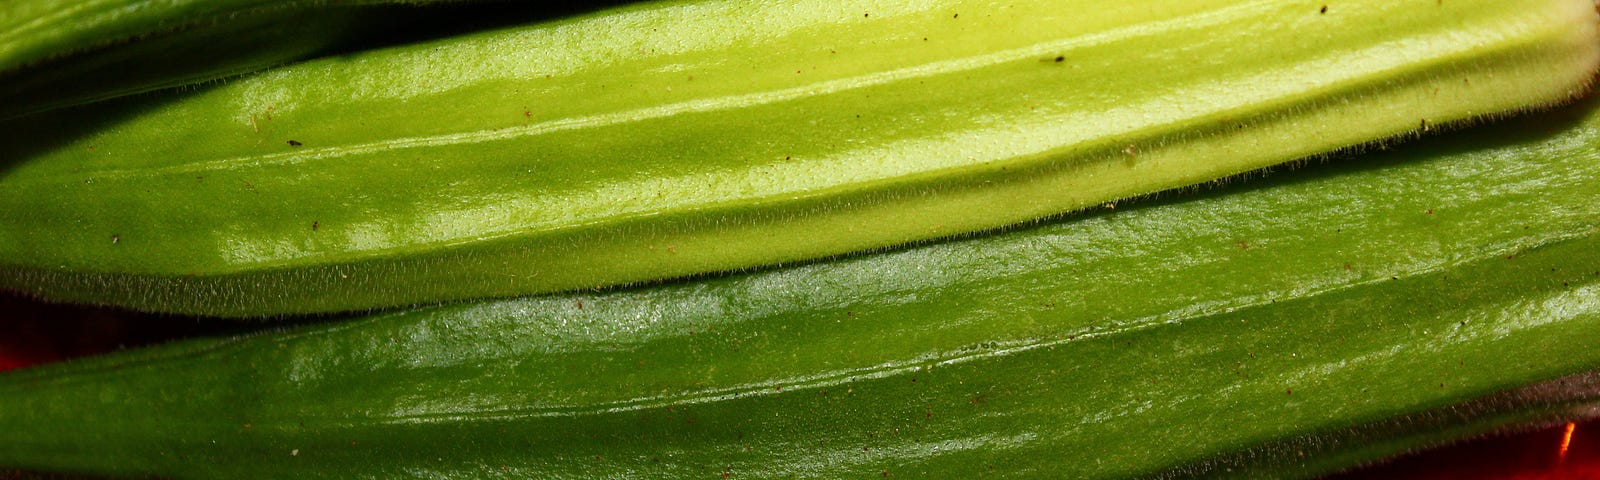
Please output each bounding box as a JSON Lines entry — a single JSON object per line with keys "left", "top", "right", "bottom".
{"left": 1319, "top": 5, "right": 1327, "bottom": 13}
{"left": 312, "top": 221, "right": 319, "bottom": 231}
{"left": 287, "top": 140, "right": 303, "bottom": 147}
{"left": 1053, "top": 56, "right": 1065, "bottom": 63}
{"left": 953, "top": 13, "right": 958, "bottom": 18}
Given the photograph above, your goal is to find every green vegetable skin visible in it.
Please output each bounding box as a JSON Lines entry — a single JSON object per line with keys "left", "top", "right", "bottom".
{"left": 4, "top": 90, "right": 1600, "bottom": 479}
{"left": 3, "top": 0, "right": 1595, "bottom": 316}
{"left": 0, "top": 0, "right": 468, "bottom": 119}
{"left": 0, "top": 0, "right": 401, "bottom": 73}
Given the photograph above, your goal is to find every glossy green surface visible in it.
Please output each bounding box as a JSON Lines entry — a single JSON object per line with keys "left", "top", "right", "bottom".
{"left": 1184, "top": 370, "right": 1600, "bottom": 478}
{"left": 3, "top": 0, "right": 1595, "bottom": 316}
{"left": 4, "top": 93, "right": 1599, "bottom": 479}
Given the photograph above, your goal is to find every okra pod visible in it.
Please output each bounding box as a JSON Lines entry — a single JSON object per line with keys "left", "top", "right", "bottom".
{"left": 4, "top": 87, "right": 1600, "bottom": 479}
{"left": 1, "top": 0, "right": 1595, "bottom": 316}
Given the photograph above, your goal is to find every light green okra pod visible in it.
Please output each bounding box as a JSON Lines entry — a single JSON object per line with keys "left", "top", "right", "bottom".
{"left": 1, "top": 0, "right": 1596, "bottom": 316}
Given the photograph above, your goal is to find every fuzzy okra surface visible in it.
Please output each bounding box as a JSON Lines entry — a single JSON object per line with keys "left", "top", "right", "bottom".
{"left": 1, "top": 0, "right": 1595, "bottom": 316}
{"left": 4, "top": 84, "right": 1600, "bottom": 479}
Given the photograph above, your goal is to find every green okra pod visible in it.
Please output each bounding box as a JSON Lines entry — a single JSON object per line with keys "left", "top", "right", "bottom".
{"left": 0, "top": 0, "right": 486, "bottom": 119}
{"left": 4, "top": 83, "right": 1600, "bottom": 479}
{"left": 1, "top": 0, "right": 1596, "bottom": 315}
